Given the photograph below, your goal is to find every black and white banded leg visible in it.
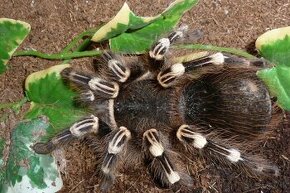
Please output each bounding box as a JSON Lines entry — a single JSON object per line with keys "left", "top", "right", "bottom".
{"left": 33, "top": 115, "right": 111, "bottom": 154}
{"left": 100, "top": 126, "right": 131, "bottom": 190}
{"left": 176, "top": 125, "right": 279, "bottom": 176}
{"left": 157, "top": 52, "right": 269, "bottom": 88}
{"left": 78, "top": 90, "right": 95, "bottom": 103}
{"left": 143, "top": 128, "right": 180, "bottom": 187}
{"left": 149, "top": 25, "right": 188, "bottom": 61}
{"left": 157, "top": 52, "right": 225, "bottom": 87}
{"left": 102, "top": 51, "right": 131, "bottom": 83}
{"left": 222, "top": 53, "right": 269, "bottom": 68}
{"left": 61, "top": 68, "right": 119, "bottom": 99}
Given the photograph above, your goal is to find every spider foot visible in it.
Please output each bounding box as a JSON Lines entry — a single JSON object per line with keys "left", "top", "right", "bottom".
{"left": 149, "top": 25, "right": 188, "bottom": 61}
{"left": 102, "top": 51, "right": 131, "bottom": 83}
{"left": 33, "top": 115, "right": 111, "bottom": 154}
{"left": 158, "top": 53, "right": 224, "bottom": 87}
{"left": 143, "top": 128, "right": 181, "bottom": 187}
{"left": 100, "top": 126, "right": 131, "bottom": 190}
{"left": 32, "top": 141, "right": 56, "bottom": 154}
{"left": 88, "top": 77, "right": 119, "bottom": 98}
{"left": 61, "top": 68, "right": 119, "bottom": 99}
{"left": 157, "top": 63, "right": 185, "bottom": 88}
{"left": 78, "top": 90, "right": 95, "bottom": 103}
{"left": 177, "top": 124, "right": 279, "bottom": 176}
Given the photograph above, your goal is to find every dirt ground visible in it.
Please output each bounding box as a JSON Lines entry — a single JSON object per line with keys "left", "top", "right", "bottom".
{"left": 1, "top": 0, "right": 290, "bottom": 192}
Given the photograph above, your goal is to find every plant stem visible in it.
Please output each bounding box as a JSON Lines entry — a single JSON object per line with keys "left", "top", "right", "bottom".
{"left": 61, "top": 38, "right": 93, "bottom": 64}
{"left": 175, "top": 44, "right": 257, "bottom": 59}
{"left": 13, "top": 49, "right": 102, "bottom": 60}
{"left": 76, "top": 39, "right": 92, "bottom": 52}
{"left": 61, "top": 27, "right": 98, "bottom": 53}
{"left": 13, "top": 26, "right": 100, "bottom": 60}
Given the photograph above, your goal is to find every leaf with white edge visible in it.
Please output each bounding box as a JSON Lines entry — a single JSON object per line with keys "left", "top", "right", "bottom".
{"left": 91, "top": 2, "right": 156, "bottom": 42}
{"left": 0, "top": 18, "right": 30, "bottom": 74}
{"left": 256, "top": 26, "right": 290, "bottom": 110}
{"left": 25, "top": 64, "right": 87, "bottom": 137}
{"left": 0, "top": 118, "right": 63, "bottom": 193}
{"left": 91, "top": 0, "right": 199, "bottom": 53}
{"left": 256, "top": 26, "right": 290, "bottom": 66}
{"left": 110, "top": 0, "right": 198, "bottom": 53}
{"left": 257, "top": 66, "right": 290, "bottom": 110}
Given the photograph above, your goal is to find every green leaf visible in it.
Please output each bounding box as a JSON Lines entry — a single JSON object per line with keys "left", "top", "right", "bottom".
{"left": 9, "top": 63, "right": 88, "bottom": 192}
{"left": 91, "top": 2, "right": 157, "bottom": 42}
{"left": 91, "top": 0, "right": 199, "bottom": 53}
{"left": 0, "top": 118, "right": 63, "bottom": 193}
{"left": 256, "top": 27, "right": 290, "bottom": 110}
{"left": 257, "top": 66, "right": 290, "bottom": 110}
{"left": 256, "top": 26, "right": 290, "bottom": 66}
{"left": 25, "top": 64, "right": 87, "bottom": 136}
{"left": 0, "top": 18, "right": 30, "bottom": 74}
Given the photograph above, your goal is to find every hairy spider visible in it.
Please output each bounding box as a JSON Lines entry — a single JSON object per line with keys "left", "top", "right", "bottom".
{"left": 33, "top": 25, "right": 279, "bottom": 192}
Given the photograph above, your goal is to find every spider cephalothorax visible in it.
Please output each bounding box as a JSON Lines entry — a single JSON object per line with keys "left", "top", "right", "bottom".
{"left": 33, "top": 26, "right": 279, "bottom": 191}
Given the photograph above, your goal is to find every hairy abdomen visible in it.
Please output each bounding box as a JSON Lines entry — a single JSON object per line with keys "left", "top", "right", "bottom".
{"left": 182, "top": 69, "right": 272, "bottom": 138}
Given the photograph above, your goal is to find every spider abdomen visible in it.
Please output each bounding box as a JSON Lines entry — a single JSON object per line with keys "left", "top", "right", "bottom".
{"left": 182, "top": 69, "right": 272, "bottom": 138}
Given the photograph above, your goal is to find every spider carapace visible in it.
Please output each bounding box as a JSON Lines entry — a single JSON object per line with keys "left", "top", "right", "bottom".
{"left": 33, "top": 25, "right": 278, "bottom": 191}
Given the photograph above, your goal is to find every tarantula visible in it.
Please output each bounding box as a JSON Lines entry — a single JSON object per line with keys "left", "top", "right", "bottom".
{"left": 33, "top": 25, "right": 279, "bottom": 192}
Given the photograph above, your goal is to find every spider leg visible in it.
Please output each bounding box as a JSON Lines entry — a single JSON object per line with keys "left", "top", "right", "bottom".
{"left": 157, "top": 52, "right": 267, "bottom": 88}
{"left": 143, "top": 128, "right": 181, "bottom": 187}
{"left": 176, "top": 124, "right": 279, "bottom": 176}
{"left": 100, "top": 126, "right": 131, "bottom": 191}
{"left": 149, "top": 25, "right": 188, "bottom": 70}
{"left": 222, "top": 53, "right": 269, "bottom": 68}
{"left": 61, "top": 68, "right": 119, "bottom": 99}
{"left": 157, "top": 52, "right": 225, "bottom": 87}
{"left": 102, "top": 51, "right": 131, "bottom": 83}
{"left": 72, "top": 89, "right": 96, "bottom": 106}
{"left": 32, "top": 115, "right": 111, "bottom": 154}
